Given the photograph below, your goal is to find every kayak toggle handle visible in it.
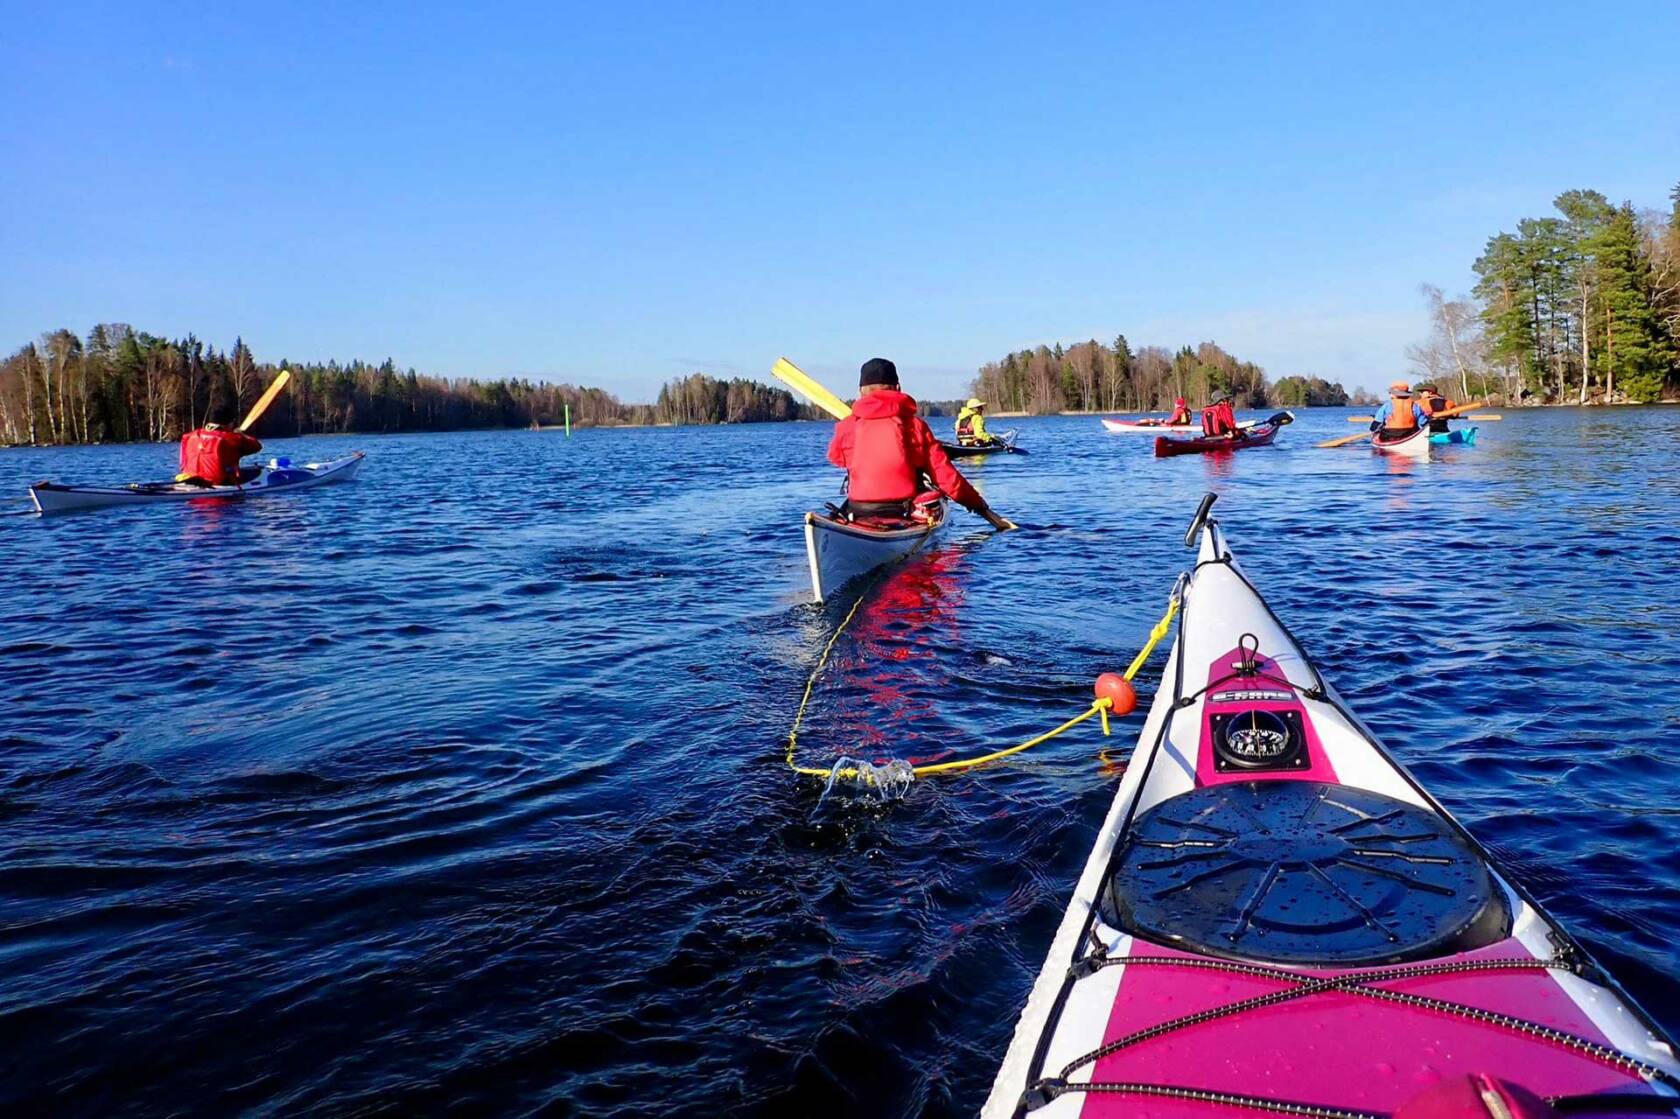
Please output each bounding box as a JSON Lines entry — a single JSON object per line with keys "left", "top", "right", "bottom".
{"left": 1184, "top": 492, "right": 1218, "bottom": 547}
{"left": 1236, "top": 633, "right": 1261, "bottom": 676}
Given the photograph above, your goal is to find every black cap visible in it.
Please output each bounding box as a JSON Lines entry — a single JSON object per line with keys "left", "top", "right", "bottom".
{"left": 859, "top": 357, "right": 899, "bottom": 387}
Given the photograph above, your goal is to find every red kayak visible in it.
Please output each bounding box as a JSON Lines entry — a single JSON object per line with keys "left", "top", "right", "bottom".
{"left": 1153, "top": 411, "right": 1293, "bottom": 457}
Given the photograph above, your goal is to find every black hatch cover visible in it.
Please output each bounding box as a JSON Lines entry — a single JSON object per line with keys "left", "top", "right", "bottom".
{"left": 1105, "top": 781, "right": 1510, "bottom": 966}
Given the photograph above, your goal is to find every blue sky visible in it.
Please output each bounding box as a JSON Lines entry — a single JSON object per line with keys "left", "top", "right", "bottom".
{"left": 4, "top": 3, "right": 1677, "bottom": 400}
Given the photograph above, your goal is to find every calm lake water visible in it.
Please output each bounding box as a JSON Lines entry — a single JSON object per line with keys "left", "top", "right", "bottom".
{"left": 4, "top": 407, "right": 1680, "bottom": 1116}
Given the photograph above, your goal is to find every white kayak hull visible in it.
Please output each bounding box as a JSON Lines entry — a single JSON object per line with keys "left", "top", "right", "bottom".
{"left": 1101, "top": 417, "right": 1195, "bottom": 433}
{"left": 984, "top": 497, "right": 1679, "bottom": 1118}
{"left": 1371, "top": 425, "right": 1432, "bottom": 458}
{"left": 1103, "top": 417, "right": 1260, "bottom": 434}
{"left": 29, "top": 452, "right": 365, "bottom": 514}
{"left": 803, "top": 501, "right": 946, "bottom": 602}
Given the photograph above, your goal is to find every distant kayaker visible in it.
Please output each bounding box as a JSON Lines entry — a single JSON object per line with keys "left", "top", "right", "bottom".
{"left": 1168, "top": 397, "right": 1192, "bottom": 426}
{"left": 177, "top": 423, "right": 264, "bottom": 486}
{"left": 1370, "top": 381, "right": 1429, "bottom": 435}
{"left": 1200, "top": 396, "right": 1239, "bottom": 438}
{"left": 1415, "top": 383, "right": 1456, "bottom": 433}
{"left": 829, "top": 359, "right": 1015, "bottom": 531}
{"left": 955, "top": 398, "right": 994, "bottom": 447}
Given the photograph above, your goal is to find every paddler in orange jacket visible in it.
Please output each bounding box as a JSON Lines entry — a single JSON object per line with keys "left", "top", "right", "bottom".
{"left": 1415, "top": 383, "right": 1456, "bottom": 433}
{"left": 1167, "top": 396, "right": 1192, "bottom": 425}
{"left": 1370, "top": 381, "right": 1429, "bottom": 436}
{"left": 177, "top": 423, "right": 264, "bottom": 485}
{"left": 827, "top": 358, "right": 1015, "bottom": 530}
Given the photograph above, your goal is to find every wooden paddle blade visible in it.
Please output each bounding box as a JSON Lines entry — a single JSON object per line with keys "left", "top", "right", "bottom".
{"left": 1318, "top": 430, "right": 1375, "bottom": 449}
{"left": 1466, "top": 413, "right": 1502, "bottom": 420}
{"left": 771, "top": 358, "right": 851, "bottom": 420}
{"left": 1431, "top": 400, "right": 1485, "bottom": 421}
{"left": 238, "top": 370, "right": 292, "bottom": 432}
{"left": 1347, "top": 415, "right": 1375, "bottom": 423}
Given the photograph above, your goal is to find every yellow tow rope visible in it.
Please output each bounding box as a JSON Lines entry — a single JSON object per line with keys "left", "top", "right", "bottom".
{"left": 786, "top": 582, "right": 1182, "bottom": 782}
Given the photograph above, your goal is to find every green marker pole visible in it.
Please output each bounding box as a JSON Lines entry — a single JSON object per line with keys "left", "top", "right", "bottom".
{"left": 564, "top": 403, "right": 571, "bottom": 437}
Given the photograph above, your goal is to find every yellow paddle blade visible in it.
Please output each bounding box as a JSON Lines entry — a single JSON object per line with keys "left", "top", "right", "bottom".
{"left": 771, "top": 357, "right": 851, "bottom": 420}
{"left": 238, "top": 370, "right": 292, "bottom": 432}
{"left": 1346, "top": 415, "right": 1376, "bottom": 423}
{"left": 1466, "top": 413, "right": 1502, "bottom": 420}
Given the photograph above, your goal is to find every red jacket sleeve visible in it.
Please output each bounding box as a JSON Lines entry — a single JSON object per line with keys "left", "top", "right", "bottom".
{"left": 826, "top": 417, "right": 852, "bottom": 469}
{"left": 908, "top": 418, "right": 984, "bottom": 510}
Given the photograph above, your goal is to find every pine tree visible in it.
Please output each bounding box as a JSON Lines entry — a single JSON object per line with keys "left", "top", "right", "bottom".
{"left": 1473, "top": 232, "right": 1541, "bottom": 395}
{"left": 1554, "top": 190, "right": 1614, "bottom": 402}
{"left": 1591, "top": 204, "right": 1675, "bottom": 402}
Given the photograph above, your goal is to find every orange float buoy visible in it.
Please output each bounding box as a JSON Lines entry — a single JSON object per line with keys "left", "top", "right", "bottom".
{"left": 1094, "top": 672, "right": 1137, "bottom": 716}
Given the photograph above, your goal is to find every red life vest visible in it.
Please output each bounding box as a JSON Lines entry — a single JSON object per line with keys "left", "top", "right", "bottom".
{"left": 1201, "top": 401, "right": 1237, "bottom": 436}
{"left": 179, "top": 428, "right": 263, "bottom": 484}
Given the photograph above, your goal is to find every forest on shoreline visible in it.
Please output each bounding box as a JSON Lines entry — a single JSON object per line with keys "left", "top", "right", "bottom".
{"left": 0, "top": 325, "right": 1359, "bottom": 448}
{"left": 1409, "top": 183, "right": 1679, "bottom": 404}
{"left": 972, "top": 337, "right": 1365, "bottom": 413}
{"left": 0, "top": 330, "right": 824, "bottom": 446}
{"left": 17, "top": 179, "right": 1672, "bottom": 449}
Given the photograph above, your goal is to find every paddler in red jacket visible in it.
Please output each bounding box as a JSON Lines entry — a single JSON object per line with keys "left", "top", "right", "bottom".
{"left": 177, "top": 423, "right": 264, "bottom": 485}
{"left": 827, "top": 358, "right": 1015, "bottom": 531}
{"left": 1200, "top": 396, "right": 1239, "bottom": 437}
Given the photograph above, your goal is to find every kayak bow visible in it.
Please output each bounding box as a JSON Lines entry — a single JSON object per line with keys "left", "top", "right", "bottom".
{"left": 29, "top": 453, "right": 366, "bottom": 515}
{"left": 985, "top": 495, "right": 1680, "bottom": 1118}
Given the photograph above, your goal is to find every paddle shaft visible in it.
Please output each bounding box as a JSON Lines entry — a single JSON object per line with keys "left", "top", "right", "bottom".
{"left": 238, "top": 370, "right": 292, "bottom": 432}
{"left": 1321, "top": 400, "right": 1485, "bottom": 448}
{"left": 1348, "top": 412, "right": 1502, "bottom": 422}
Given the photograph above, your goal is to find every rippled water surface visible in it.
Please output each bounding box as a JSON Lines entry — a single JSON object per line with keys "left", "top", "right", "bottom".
{"left": 4, "top": 408, "right": 1680, "bottom": 1116}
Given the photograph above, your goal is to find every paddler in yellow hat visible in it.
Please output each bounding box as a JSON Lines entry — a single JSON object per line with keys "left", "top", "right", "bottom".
{"left": 955, "top": 398, "right": 994, "bottom": 447}
{"left": 1370, "top": 380, "right": 1429, "bottom": 436}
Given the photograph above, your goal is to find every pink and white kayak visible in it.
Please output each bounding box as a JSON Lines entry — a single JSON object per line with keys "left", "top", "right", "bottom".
{"left": 985, "top": 494, "right": 1679, "bottom": 1118}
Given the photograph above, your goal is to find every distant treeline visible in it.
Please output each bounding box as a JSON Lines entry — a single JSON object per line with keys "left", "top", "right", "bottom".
{"left": 1412, "top": 183, "right": 1680, "bottom": 404}
{"left": 0, "top": 325, "right": 820, "bottom": 445}
{"left": 972, "top": 337, "right": 1364, "bottom": 413}
{"left": 650, "top": 373, "right": 822, "bottom": 425}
